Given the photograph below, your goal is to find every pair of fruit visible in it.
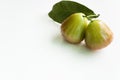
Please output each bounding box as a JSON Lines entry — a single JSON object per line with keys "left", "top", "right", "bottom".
{"left": 61, "top": 13, "right": 113, "bottom": 50}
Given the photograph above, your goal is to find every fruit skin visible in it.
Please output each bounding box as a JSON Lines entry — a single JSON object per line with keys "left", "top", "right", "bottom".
{"left": 85, "top": 20, "right": 113, "bottom": 50}
{"left": 61, "top": 13, "right": 88, "bottom": 44}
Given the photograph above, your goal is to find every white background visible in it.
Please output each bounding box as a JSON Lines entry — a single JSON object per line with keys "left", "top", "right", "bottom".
{"left": 0, "top": 0, "right": 120, "bottom": 80}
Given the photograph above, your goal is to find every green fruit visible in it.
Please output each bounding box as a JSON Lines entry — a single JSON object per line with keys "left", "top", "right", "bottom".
{"left": 85, "top": 20, "right": 113, "bottom": 50}
{"left": 61, "top": 13, "right": 88, "bottom": 44}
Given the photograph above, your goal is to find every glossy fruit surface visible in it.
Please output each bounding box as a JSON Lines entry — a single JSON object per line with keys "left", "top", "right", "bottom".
{"left": 85, "top": 20, "right": 113, "bottom": 50}
{"left": 61, "top": 13, "right": 88, "bottom": 44}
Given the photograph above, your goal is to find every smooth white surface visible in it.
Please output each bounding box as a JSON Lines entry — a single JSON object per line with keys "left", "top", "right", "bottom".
{"left": 0, "top": 0, "right": 120, "bottom": 80}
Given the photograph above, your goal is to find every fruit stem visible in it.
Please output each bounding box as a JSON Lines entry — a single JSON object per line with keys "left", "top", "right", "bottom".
{"left": 86, "top": 14, "right": 100, "bottom": 21}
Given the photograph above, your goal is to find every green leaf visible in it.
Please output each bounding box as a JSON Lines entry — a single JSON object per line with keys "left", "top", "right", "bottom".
{"left": 48, "top": 1, "right": 96, "bottom": 23}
